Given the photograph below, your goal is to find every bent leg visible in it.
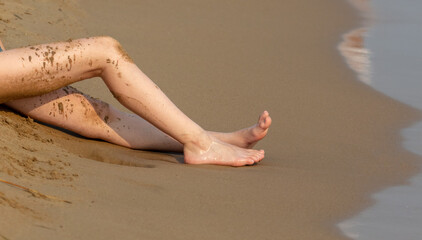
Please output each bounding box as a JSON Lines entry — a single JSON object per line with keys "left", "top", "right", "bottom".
{"left": 0, "top": 37, "right": 205, "bottom": 144}
{"left": 6, "top": 86, "right": 183, "bottom": 151}
{"left": 0, "top": 36, "right": 265, "bottom": 166}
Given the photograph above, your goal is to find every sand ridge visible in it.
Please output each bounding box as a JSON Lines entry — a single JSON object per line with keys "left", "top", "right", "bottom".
{"left": 0, "top": 106, "right": 75, "bottom": 220}
{"left": 0, "top": 107, "right": 75, "bottom": 180}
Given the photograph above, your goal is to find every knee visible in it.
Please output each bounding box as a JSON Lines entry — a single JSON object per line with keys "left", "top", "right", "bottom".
{"left": 93, "top": 36, "right": 120, "bottom": 48}
{"left": 93, "top": 36, "right": 133, "bottom": 63}
{"left": 88, "top": 97, "right": 112, "bottom": 124}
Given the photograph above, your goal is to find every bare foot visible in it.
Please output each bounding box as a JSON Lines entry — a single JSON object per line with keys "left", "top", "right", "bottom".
{"left": 184, "top": 137, "right": 265, "bottom": 166}
{"left": 210, "top": 111, "right": 272, "bottom": 149}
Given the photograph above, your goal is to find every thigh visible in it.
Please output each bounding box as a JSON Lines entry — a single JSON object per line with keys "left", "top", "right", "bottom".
{"left": 6, "top": 86, "right": 108, "bottom": 138}
{"left": 0, "top": 38, "right": 103, "bottom": 103}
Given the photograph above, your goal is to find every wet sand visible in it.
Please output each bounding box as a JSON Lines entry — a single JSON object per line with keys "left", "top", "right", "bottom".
{"left": 339, "top": 0, "right": 422, "bottom": 239}
{"left": 1, "top": 0, "right": 421, "bottom": 239}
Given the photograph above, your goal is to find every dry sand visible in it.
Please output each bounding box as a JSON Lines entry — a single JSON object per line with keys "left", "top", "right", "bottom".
{"left": 1, "top": 0, "right": 421, "bottom": 239}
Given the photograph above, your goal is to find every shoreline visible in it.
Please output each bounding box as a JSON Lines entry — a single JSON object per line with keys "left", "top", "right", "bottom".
{"left": 1, "top": 0, "right": 422, "bottom": 239}
{"left": 338, "top": 0, "right": 372, "bottom": 86}
{"left": 338, "top": 0, "right": 422, "bottom": 238}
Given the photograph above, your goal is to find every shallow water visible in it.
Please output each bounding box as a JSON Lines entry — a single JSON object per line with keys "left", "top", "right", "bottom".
{"left": 338, "top": 0, "right": 422, "bottom": 239}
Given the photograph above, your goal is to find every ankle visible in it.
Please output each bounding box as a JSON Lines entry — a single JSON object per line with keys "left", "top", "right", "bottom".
{"left": 183, "top": 131, "right": 213, "bottom": 152}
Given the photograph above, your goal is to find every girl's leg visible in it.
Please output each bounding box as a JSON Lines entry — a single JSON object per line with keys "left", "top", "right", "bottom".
{"left": 0, "top": 36, "right": 264, "bottom": 166}
{"left": 6, "top": 86, "right": 183, "bottom": 151}
{"left": 6, "top": 87, "right": 271, "bottom": 152}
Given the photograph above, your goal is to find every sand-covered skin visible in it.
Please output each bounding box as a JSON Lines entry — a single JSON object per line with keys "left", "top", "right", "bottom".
{"left": 1, "top": 0, "right": 422, "bottom": 239}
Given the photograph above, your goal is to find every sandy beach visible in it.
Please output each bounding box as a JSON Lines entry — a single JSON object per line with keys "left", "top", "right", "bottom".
{"left": 1, "top": 0, "right": 421, "bottom": 239}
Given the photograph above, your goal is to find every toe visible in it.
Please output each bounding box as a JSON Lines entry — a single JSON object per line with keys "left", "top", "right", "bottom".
{"left": 259, "top": 114, "right": 271, "bottom": 129}
{"left": 255, "top": 150, "right": 265, "bottom": 162}
{"left": 247, "top": 150, "right": 264, "bottom": 163}
{"left": 247, "top": 158, "right": 255, "bottom": 165}
{"left": 258, "top": 111, "right": 268, "bottom": 123}
{"left": 235, "top": 158, "right": 254, "bottom": 166}
{"left": 257, "top": 111, "right": 271, "bottom": 129}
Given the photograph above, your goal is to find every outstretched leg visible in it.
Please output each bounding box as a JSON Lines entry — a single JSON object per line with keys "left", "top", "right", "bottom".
{"left": 0, "top": 36, "right": 265, "bottom": 166}
{"left": 6, "top": 88, "right": 271, "bottom": 152}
